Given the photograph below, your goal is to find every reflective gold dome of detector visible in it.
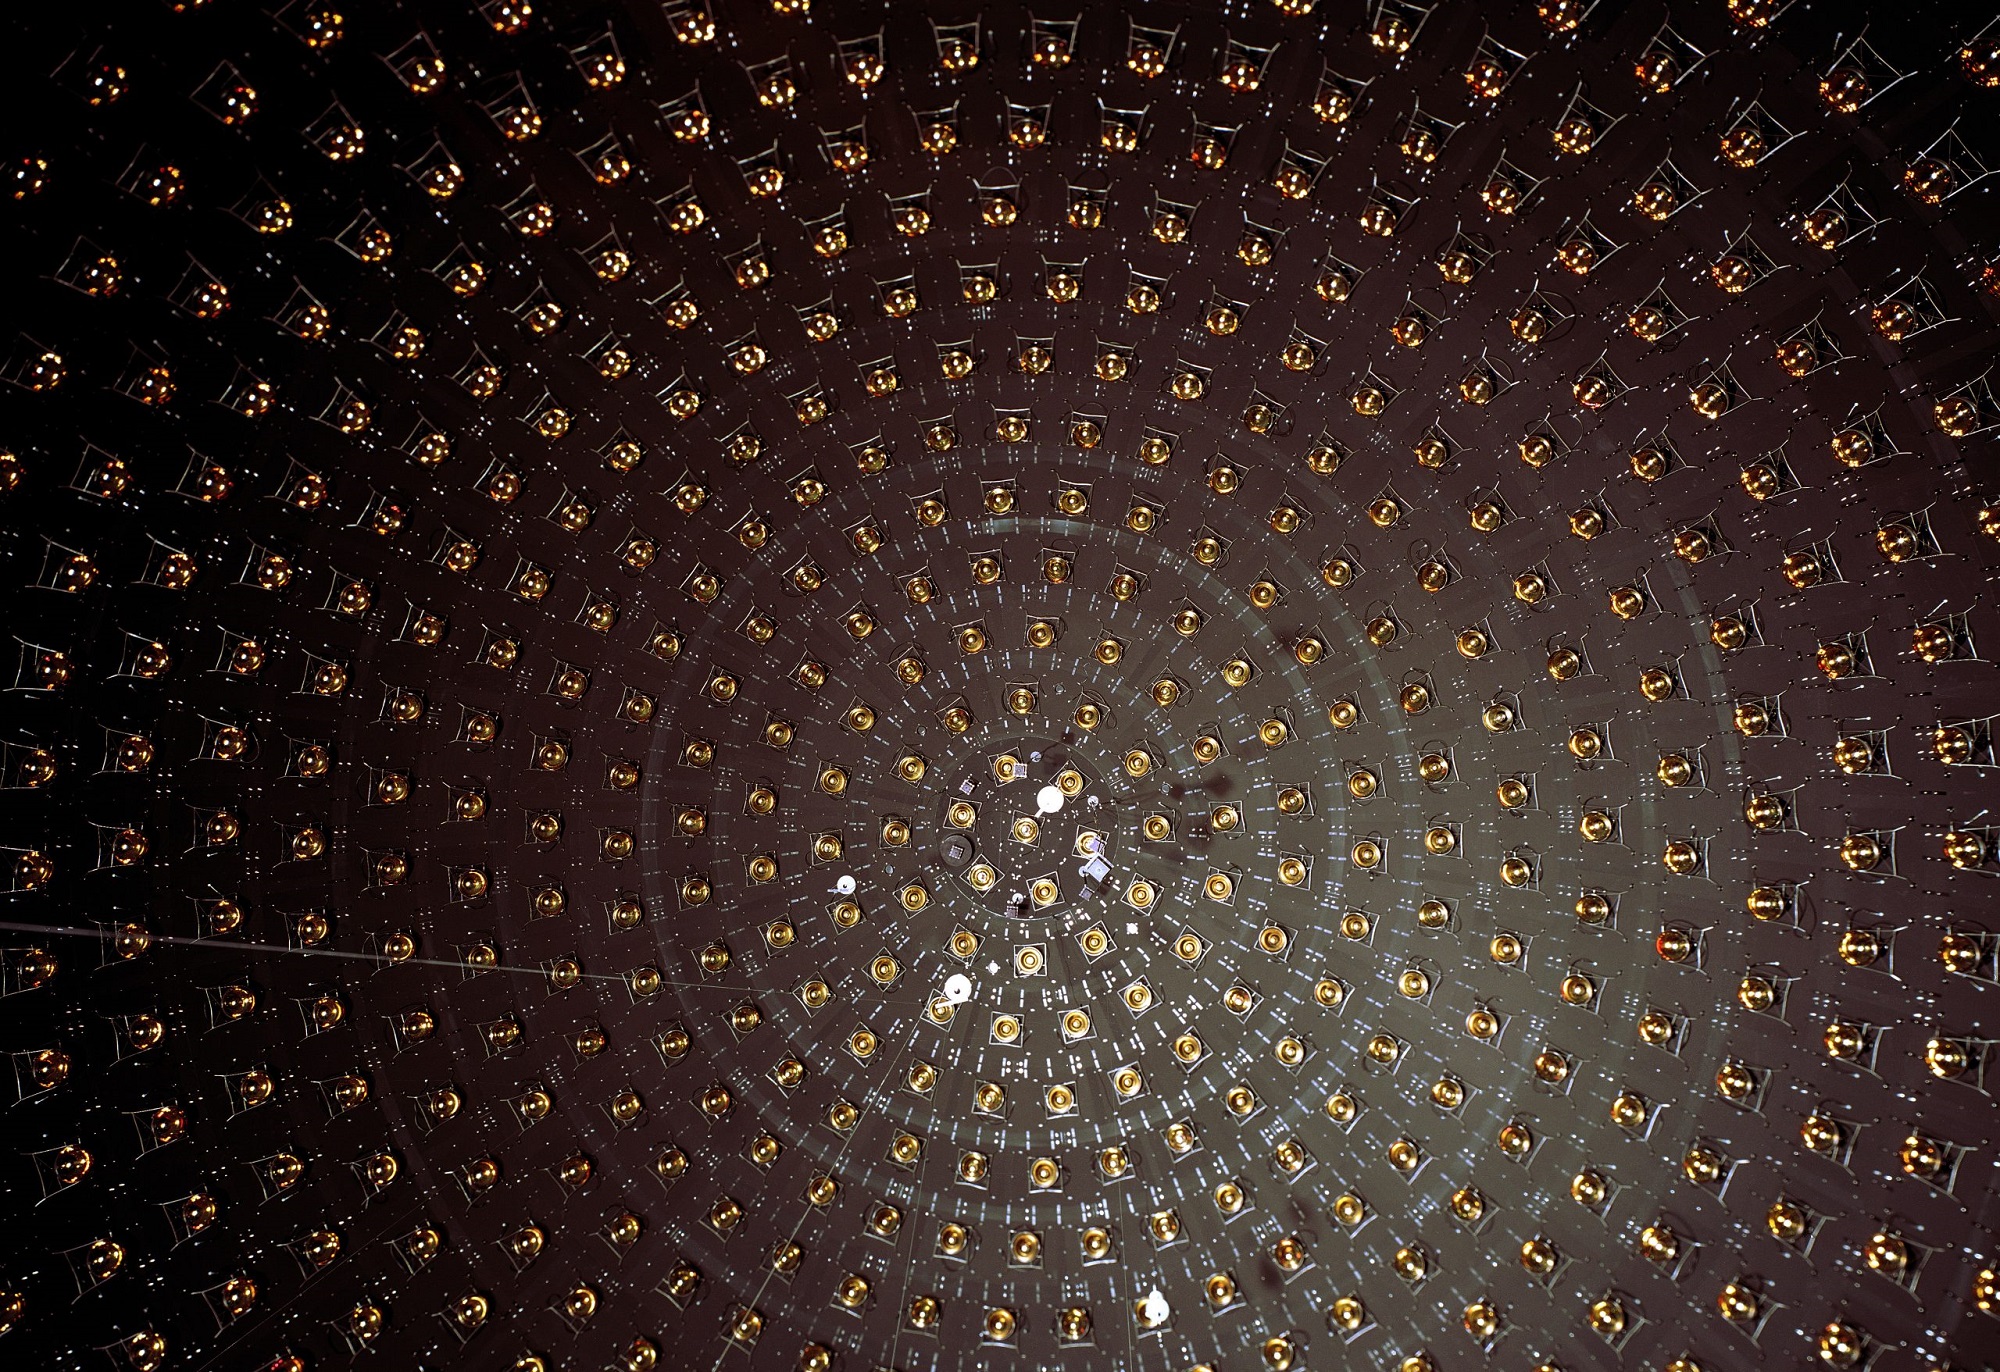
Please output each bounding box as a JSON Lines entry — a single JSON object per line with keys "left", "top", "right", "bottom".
{"left": 0, "top": 1, "right": 1998, "bottom": 1369}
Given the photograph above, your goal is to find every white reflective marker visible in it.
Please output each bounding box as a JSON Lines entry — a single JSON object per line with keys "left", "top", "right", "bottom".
{"left": 834, "top": 875, "right": 857, "bottom": 894}
{"left": 943, "top": 973, "right": 973, "bottom": 1004}
{"left": 1036, "top": 784, "right": 1064, "bottom": 815}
